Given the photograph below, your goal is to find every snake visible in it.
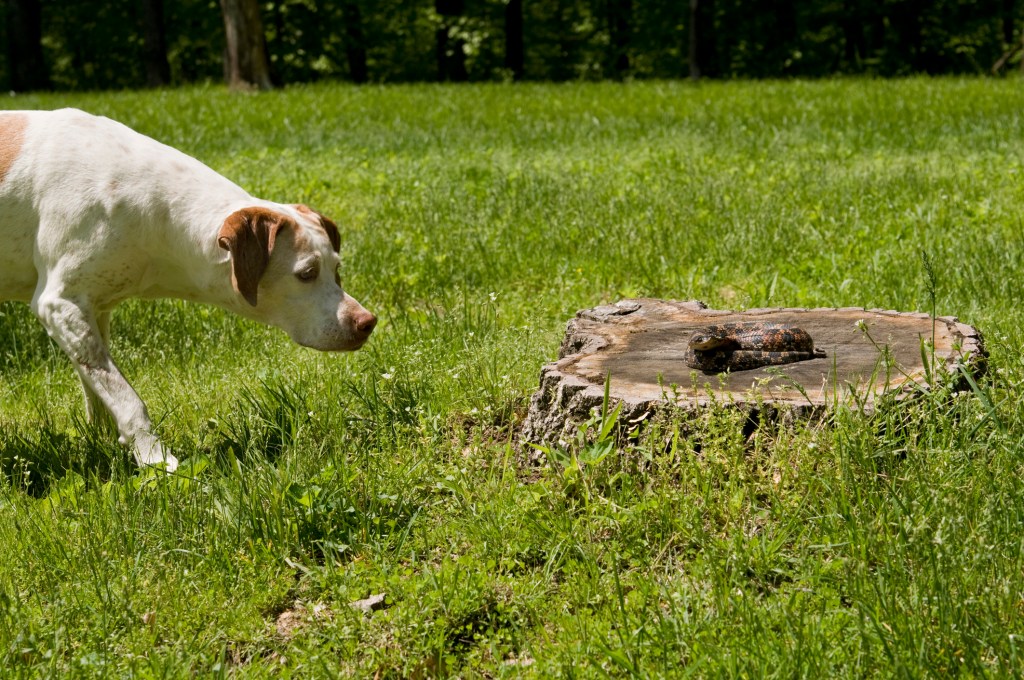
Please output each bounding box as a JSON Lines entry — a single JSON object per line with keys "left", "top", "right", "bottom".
{"left": 684, "top": 321, "right": 826, "bottom": 373}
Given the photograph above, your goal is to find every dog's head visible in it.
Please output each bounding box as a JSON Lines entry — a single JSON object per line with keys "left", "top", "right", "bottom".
{"left": 217, "top": 205, "right": 376, "bottom": 351}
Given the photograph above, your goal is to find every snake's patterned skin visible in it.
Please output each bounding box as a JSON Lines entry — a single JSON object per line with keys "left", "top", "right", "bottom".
{"left": 684, "top": 321, "right": 826, "bottom": 373}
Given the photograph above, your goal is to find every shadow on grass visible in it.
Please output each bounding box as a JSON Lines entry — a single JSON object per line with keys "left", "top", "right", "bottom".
{"left": 216, "top": 380, "right": 310, "bottom": 466}
{"left": 2, "top": 377, "right": 421, "bottom": 567}
{"left": 0, "top": 421, "right": 116, "bottom": 498}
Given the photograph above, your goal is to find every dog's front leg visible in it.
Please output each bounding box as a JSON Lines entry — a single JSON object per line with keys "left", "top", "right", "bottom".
{"left": 81, "top": 310, "right": 116, "bottom": 431}
{"left": 32, "top": 290, "right": 178, "bottom": 471}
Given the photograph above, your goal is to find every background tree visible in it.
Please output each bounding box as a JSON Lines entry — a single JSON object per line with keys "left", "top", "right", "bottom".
{"left": 994, "top": 0, "right": 1023, "bottom": 72}
{"left": 688, "top": 0, "right": 701, "bottom": 79}
{"left": 341, "top": 2, "right": 369, "bottom": 83}
{"left": 1, "top": 0, "right": 1022, "bottom": 91}
{"left": 688, "top": 0, "right": 717, "bottom": 79}
{"left": 606, "top": 0, "right": 632, "bottom": 78}
{"left": 505, "top": 0, "right": 524, "bottom": 80}
{"left": 140, "top": 0, "right": 171, "bottom": 87}
{"left": 5, "top": 0, "right": 49, "bottom": 91}
{"left": 220, "top": 0, "right": 273, "bottom": 90}
{"left": 436, "top": 0, "right": 469, "bottom": 81}
{"left": 1003, "top": 0, "right": 1017, "bottom": 44}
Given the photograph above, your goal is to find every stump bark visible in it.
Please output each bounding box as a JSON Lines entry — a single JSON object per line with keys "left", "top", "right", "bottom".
{"left": 522, "top": 299, "right": 985, "bottom": 445}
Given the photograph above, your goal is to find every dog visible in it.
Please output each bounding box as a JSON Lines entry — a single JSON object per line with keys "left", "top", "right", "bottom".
{"left": 0, "top": 108, "right": 377, "bottom": 471}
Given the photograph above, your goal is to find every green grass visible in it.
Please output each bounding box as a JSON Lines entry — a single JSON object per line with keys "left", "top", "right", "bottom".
{"left": 2, "top": 78, "right": 1024, "bottom": 677}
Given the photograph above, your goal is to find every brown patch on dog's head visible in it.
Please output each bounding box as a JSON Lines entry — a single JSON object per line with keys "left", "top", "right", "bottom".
{"left": 291, "top": 204, "right": 341, "bottom": 253}
{"left": 218, "top": 207, "right": 296, "bottom": 306}
{"left": 0, "top": 114, "right": 27, "bottom": 185}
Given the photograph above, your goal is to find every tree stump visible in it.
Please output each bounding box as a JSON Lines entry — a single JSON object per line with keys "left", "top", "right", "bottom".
{"left": 522, "top": 299, "right": 986, "bottom": 445}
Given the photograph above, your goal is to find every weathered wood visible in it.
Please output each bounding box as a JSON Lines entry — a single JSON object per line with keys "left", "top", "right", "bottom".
{"left": 523, "top": 299, "right": 985, "bottom": 445}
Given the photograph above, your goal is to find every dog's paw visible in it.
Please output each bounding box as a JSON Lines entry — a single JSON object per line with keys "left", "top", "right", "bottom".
{"left": 133, "top": 433, "right": 179, "bottom": 472}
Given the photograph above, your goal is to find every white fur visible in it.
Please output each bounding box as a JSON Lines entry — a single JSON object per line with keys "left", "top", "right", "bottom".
{"left": 0, "top": 108, "right": 376, "bottom": 471}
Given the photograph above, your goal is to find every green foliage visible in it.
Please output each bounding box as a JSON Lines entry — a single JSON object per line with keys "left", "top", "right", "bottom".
{"left": 2, "top": 79, "right": 1024, "bottom": 675}
{"left": 2, "top": 0, "right": 1023, "bottom": 90}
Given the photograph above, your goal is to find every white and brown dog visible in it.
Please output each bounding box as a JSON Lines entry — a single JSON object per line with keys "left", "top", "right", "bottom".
{"left": 0, "top": 108, "right": 377, "bottom": 471}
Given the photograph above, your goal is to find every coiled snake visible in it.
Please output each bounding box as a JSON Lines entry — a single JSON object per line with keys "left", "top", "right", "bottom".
{"left": 684, "top": 321, "right": 826, "bottom": 373}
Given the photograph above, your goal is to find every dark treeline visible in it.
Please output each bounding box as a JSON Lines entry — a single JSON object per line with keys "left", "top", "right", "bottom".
{"left": 3, "top": 0, "right": 1023, "bottom": 91}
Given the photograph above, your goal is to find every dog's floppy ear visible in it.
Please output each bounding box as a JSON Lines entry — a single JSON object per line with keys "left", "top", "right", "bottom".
{"left": 218, "top": 207, "right": 293, "bottom": 306}
{"left": 291, "top": 203, "right": 341, "bottom": 253}
{"left": 312, "top": 209, "right": 341, "bottom": 253}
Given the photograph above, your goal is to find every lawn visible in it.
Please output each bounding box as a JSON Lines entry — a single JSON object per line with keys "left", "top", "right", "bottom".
{"left": 1, "top": 78, "right": 1024, "bottom": 677}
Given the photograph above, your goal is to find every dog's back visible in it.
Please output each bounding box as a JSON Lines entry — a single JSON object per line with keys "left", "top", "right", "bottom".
{"left": 0, "top": 108, "right": 251, "bottom": 304}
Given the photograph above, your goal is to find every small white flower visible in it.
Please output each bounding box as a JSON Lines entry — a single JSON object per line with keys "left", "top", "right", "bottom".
{"left": 381, "top": 372, "right": 393, "bottom": 380}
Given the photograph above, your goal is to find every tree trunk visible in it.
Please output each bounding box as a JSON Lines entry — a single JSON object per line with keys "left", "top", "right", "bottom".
{"left": 435, "top": 0, "right": 467, "bottom": 82}
{"left": 840, "top": 0, "right": 866, "bottom": 68}
{"left": 553, "top": 1, "right": 575, "bottom": 81}
{"left": 5, "top": 0, "right": 49, "bottom": 91}
{"left": 140, "top": 0, "right": 171, "bottom": 87}
{"left": 888, "top": 0, "right": 928, "bottom": 72}
{"left": 688, "top": 0, "right": 716, "bottom": 79}
{"left": 773, "top": 0, "right": 797, "bottom": 72}
{"left": 688, "top": 0, "right": 700, "bottom": 79}
{"left": 1003, "top": 0, "right": 1024, "bottom": 74}
{"left": 1002, "top": 0, "right": 1016, "bottom": 46}
{"left": 219, "top": 0, "right": 273, "bottom": 90}
{"left": 606, "top": 0, "right": 631, "bottom": 78}
{"left": 341, "top": 2, "right": 368, "bottom": 83}
{"left": 505, "top": 0, "right": 524, "bottom": 80}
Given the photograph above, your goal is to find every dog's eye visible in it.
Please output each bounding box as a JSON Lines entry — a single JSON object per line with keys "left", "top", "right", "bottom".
{"left": 296, "top": 267, "right": 318, "bottom": 282}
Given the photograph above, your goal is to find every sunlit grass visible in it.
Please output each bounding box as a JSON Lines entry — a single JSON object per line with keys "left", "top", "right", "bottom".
{"left": 1, "top": 78, "right": 1024, "bottom": 676}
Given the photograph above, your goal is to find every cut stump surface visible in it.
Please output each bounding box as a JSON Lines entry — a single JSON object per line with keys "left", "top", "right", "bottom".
{"left": 523, "top": 299, "right": 985, "bottom": 445}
